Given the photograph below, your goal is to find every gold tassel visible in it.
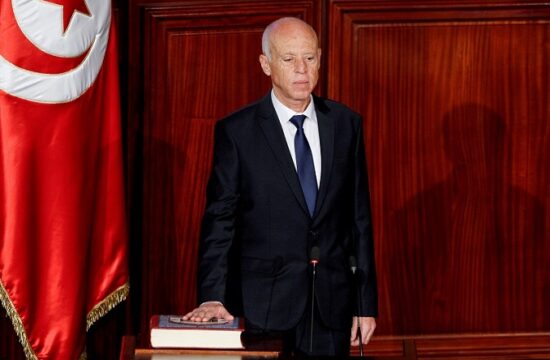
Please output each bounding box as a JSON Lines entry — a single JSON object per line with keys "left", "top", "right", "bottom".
{"left": 86, "top": 283, "right": 130, "bottom": 331}
{"left": 0, "top": 280, "right": 129, "bottom": 360}
{"left": 0, "top": 281, "right": 38, "bottom": 360}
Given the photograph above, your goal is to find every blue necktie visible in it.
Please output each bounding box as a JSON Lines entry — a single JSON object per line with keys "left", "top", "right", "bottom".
{"left": 290, "top": 115, "right": 317, "bottom": 216}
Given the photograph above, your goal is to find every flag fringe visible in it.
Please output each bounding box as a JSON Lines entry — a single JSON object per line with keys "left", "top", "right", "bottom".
{"left": 86, "top": 282, "right": 129, "bottom": 331}
{"left": 0, "top": 280, "right": 129, "bottom": 359}
{"left": 0, "top": 281, "right": 38, "bottom": 360}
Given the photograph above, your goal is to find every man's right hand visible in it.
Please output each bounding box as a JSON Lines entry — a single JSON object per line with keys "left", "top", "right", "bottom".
{"left": 182, "top": 302, "right": 234, "bottom": 322}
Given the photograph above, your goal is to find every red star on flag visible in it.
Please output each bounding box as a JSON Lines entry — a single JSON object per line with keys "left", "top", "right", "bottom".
{"left": 44, "top": 0, "right": 91, "bottom": 33}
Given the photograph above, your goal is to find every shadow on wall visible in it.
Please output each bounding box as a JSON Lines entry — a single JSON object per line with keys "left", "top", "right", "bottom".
{"left": 386, "top": 103, "right": 547, "bottom": 334}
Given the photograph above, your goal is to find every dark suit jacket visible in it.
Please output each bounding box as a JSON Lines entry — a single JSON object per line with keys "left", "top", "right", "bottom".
{"left": 198, "top": 93, "right": 377, "bottom": 332}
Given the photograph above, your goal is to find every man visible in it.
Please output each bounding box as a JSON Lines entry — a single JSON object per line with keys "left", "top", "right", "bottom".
{"left": 183, "top": 17, "right": 377, "bottom": 356}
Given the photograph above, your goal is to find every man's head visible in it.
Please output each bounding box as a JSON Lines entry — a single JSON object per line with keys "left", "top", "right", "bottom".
{"left": 259, "top": 17, "right": 321, "bottom": 112}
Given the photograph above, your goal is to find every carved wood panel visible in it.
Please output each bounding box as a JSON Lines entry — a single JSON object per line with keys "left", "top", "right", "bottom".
{"left": 327, "top": 0, "right": 550, "bottom": 334}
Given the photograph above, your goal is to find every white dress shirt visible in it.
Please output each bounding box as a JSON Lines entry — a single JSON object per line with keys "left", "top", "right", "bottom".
{"left": 271, "top": 91, "right": 321, "bottom": 188}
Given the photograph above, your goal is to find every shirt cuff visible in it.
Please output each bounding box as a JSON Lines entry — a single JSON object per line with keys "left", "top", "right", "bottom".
{"left": 199, "top": 301, "right": 223, "bottom": 307}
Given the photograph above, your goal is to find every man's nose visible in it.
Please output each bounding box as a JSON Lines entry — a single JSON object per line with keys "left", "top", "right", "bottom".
{"left": 295, "top": 58, "right": 306, "bottom": 73}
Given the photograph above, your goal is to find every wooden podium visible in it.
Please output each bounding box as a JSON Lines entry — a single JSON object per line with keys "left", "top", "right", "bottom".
{"left": 121, "top": 332, "right": 550, "bottom": 359}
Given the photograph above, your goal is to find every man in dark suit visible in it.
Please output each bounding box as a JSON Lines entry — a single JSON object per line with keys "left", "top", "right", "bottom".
{"left": 184, "top": 17, "right": 377, "bottom": 356}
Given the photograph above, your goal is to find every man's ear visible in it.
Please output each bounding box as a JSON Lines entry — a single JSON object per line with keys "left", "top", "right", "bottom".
{"left": 259, "top": 54, "right": 271, "bottom": 76}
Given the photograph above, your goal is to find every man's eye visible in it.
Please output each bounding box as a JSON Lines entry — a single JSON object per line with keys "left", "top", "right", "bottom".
{"left": 283, "top": 58, "right": 292, "bottom": 62}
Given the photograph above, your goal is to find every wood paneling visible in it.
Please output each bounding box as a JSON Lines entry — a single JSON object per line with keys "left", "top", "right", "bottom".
{"left": 360, "top": 332, "right": 550, "bottom": 358}
{"left": 126, "top": 0, "right": 321, "bottom": 346}
{"left": 327, "top": 0, "right": 550, "bottom": 335}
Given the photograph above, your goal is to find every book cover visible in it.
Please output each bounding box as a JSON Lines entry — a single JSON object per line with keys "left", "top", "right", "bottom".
{"left": 150, "top": 315, "right": 244, "bottom": 349}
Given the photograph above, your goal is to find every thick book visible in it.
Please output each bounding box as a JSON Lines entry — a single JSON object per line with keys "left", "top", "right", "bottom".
{"left": 150, "top": 315, "right": 245, "bottom": 349}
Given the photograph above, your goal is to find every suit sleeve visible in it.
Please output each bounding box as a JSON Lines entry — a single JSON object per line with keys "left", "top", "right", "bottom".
{"left": 353, "top": 116, "right": 379, "bottom": 317}
{"left": 197, "top": 120, "right": 240, "bottom": 304}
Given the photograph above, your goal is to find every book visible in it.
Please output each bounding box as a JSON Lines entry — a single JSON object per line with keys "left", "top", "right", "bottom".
{"left": 150, "top": 315, "right": 245, "bottom": 349}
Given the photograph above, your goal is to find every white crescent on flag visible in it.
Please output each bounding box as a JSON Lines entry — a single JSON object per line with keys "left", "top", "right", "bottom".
{"left": 0, "top": 0, "right": 110, "bottom": 104}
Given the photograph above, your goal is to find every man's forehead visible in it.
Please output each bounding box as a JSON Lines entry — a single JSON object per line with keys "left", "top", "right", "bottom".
{"left": 271, "top": 36, "right": 319, "bottom": 52}
{"left": 276, "top": 49, "right": 319, "bottom": 56}
{"left": 271, "top": 31, "right": 317, "bottom": 43}
{"left": 271, "top": 24, "right": 317, "bottom": 42}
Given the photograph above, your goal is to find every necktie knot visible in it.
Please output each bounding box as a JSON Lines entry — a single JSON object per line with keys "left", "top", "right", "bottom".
{"left": 290, "top": 115, "right": 307, "bottom": 129}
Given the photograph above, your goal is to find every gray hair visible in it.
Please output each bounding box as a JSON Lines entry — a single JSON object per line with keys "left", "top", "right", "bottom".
{"left": 261, "top": 22, "right": 275, "bottom": 60}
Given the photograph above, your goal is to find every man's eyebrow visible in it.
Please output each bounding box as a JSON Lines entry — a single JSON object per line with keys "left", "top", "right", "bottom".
{"left": 280, "top": 52, "right": 317, "bottom": 56}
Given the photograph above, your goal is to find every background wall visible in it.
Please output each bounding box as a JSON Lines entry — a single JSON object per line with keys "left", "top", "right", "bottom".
{"left": 1, "top": 1, "right": 549, "bottom": 359}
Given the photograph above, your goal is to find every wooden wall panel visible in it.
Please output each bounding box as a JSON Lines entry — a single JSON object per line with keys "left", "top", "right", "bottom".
{"left": 327, "top": 0, "right": 550, "bottom": 335}
{"left": 126, "top": 0, "right": 321, "bottom": 345}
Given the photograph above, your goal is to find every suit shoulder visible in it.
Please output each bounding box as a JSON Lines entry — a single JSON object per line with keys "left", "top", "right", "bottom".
{"left": 217, "top": 99, "right": 263, "bottom": 130}
{"left": 314, "top": 96, "right": 362, "bottom": 124}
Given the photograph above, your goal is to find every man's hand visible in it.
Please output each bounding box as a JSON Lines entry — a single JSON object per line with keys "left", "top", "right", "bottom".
{"left": 182, "top": 302, "right": 234, "bottom": 322}
{"left": 350, "top": 316, "right": 376, "bottom": 346}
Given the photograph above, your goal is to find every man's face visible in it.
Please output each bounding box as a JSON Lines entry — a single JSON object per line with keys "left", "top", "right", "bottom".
{"left": 259, "top": 24, "right": 321, "bottom": 110}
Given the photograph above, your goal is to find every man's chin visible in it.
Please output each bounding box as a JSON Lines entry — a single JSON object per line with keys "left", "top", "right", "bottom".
{"left": 290, "top": 90, "right": 313, "bottom": 101}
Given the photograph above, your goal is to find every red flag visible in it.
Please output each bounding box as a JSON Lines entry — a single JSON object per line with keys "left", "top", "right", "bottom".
{"left": 0, "top": 0, "right": 129, "bottom": 358}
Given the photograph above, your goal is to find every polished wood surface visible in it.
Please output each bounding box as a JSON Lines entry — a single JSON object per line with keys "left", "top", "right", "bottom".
{"left": 120, "top": 333, "right": 550, "bottom": 359}
{"left": 327, "top": 0, "right": 550, "bottom": 335}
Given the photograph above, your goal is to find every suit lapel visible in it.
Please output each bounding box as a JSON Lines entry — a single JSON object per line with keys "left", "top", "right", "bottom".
{"left": 257, "top": 95, "right": 310, "bottom": 216}
{"left": 313, "top": 96, "right": 335, "bottom": 221}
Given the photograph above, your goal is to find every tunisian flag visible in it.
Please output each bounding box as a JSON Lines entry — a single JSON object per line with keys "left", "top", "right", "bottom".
{"left": 0, "top": 0, "right": 129, "bottom": 358}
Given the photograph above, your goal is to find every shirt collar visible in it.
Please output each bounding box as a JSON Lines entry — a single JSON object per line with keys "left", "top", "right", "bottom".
{"left": 271, "top": 90, "right": 316, "bottom": 124}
